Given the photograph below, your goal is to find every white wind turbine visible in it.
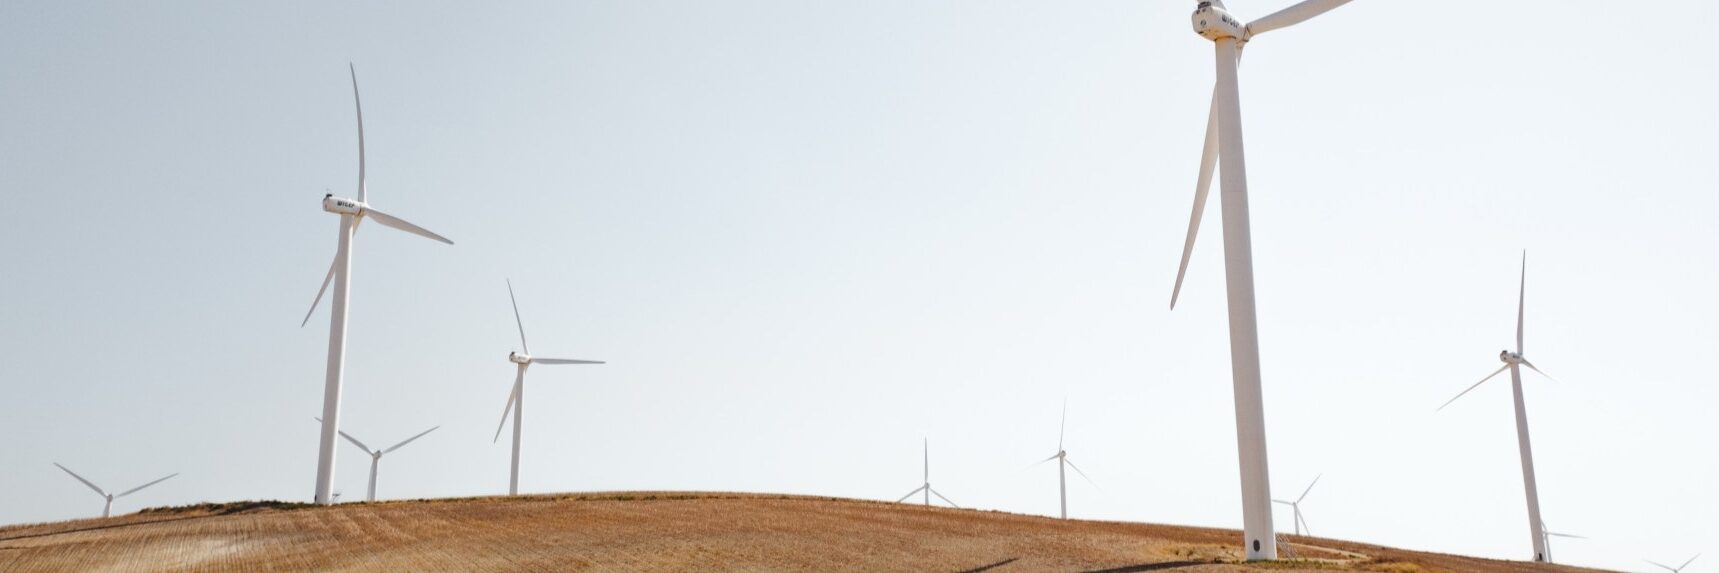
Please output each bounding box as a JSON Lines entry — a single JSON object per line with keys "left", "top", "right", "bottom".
{"left": 1029, "top": 403, "right": 1096, "bottom": 519}
{"left": 492, "top": 280, "right": 605, "bottom": 495}
{"left": 316, "top": 418, "right": 438, "bottom": 502}
{"left": 1537, "top": 521, "right": 1584, "bottom": 564}
{"left": 302, "top": 64, "right": 454, "bottom": 506}
{"left": 52, "top": 463, "right": 177, "bottom": 518}
{"left": 1271, "top": 474, "right": 1320, "bottom": 536}
{"left": 1168, "top": 0, "right": 1359, "bottom": 560}
{"left": 896, "top": 439, "right": 958, "bottom": 508}
{"left": 1647, "top": 554, "right": 1701, "bottom": 573}
{"left": 1436, "top": 252, "right": 1559, "bottom": 562}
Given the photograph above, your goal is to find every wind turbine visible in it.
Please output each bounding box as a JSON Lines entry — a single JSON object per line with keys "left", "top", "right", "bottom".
{"left": 52, "top": 463, "right": 177, "bottom": 518}
{"left": 1029, "top": 403, "right": 1096, "bottom": 519}
{"left": 1271, "top": 474, "right": 1320, "bottom": 536}
{"left": 1537, "top": 521, "right": 1584, "bottom": 564}
{"left": 896, "top": 439, "right": 958, "bottom": 508}
{"left": 1647, "top": 554, "right": 1701, "bottom": 573}
{"left": 1436, "top": 252, "right": 1559, "bottom": 562}
{"left": 301, "top": 64, "right": 454, "bottom": 506}
{"left": 316, "top": 418, "right": 438, "bottom": 502}
{"left": 492, "top": 280, "right": 605, "bottom": 495}
{"left": 1168, "top": 0, "right": 1358, "bottom": 560}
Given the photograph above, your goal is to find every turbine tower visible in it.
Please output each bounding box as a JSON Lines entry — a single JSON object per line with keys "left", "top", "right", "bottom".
{"left": 319, "top": 419, "right": 438, "bottom": 502}
{"left": 1029, "top": 403, "right": 1096, "bottom": 519}
{"left": 896, "top": 439, "right": 958, "bottom": 508}
{"left": 1170, "top": 0, "right": 1358, "bottom": 559}
{"left": 492, "top": 280, "right": 605, "bottom": 495}
{"left": 1436, "top": 252, "right": 1559, "bottom": 562}
{"left": 302, "top": 64, "right": 454, "bottom": 506}
{"left": 1647, "top": 554, "right": 1701, "bottom": 573}
{"left": 1271, "top": 474, "right": 1320, "bottom": 536}
{"left": 52, "top": 463, "right": 177, "bottom": 518}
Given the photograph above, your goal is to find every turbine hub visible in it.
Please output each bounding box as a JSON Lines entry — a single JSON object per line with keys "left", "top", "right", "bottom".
{"left": 322, "top": 195, "right": 365, "bottom": 215}
{"left": 509, "top": 352, "right": 532, "bottom": 364}
{"left": 1192, "top": 2, "right": 1244, "bottom": 41}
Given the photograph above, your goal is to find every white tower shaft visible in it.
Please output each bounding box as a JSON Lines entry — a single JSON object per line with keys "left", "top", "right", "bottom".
{"left": 1213, "top": 37, "right": 1276, "bottom": 560}
{"left": 102, "top": 496, "right": 113, "bottom": 518}
{"left": 1510, "top": 364, "right": 1548, "bottom": 561}
{"left": 367, "top": 455, "right": 380, "bottom": 503}
{"left": 1058, "top": 455, "right": 1067, "bottom": 520}
{"left": 510, "top": 365, "right": 527, "bottom": 496}
{"left": 313, "top": 215, "right": 356, "bottom": 506}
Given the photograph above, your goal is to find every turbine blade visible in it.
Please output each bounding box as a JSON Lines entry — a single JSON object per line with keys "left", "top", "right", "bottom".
{"left": 1058, "top": 399, "right": 1067, "bottom": 451}
{"left": 1272, "top": 499, "right": 1292, "bottom": 505}
{"left": 1436, "top": 364, "right": 1510, "bottom": 412}
{"left": 350, "top": 63, "right": 366, "bottom": 203}
{"left": 532, "top": 358, "right": 605, "bottom": 365}
{"left": 1517, "top": 250, "right": 1526, "bottom": 355}
{"left": 1025, "top": 453, "right": 1059, "bottom": 471}
{"left": 1646, "top": 560, "right": 1677, "bottom": 572}
{"left": 364, "top": 207, "right": 453, "bottom": 245}
{"left": 930, "top": 488, "right": 959, "bottom": 509}
{"left": 1064, "top": 458, "right": 1098, "bottom": 488}
{"left": 1521, "top": 359, "right": 1558, "bottom": 382}
{"left": 895, "top": 485, "right": 925, "bottom": 503}
{"left": 300, "top": 250, "right": 341, "bottom": 327}
{"left": 507, "top": 280, "right": 529, "bottom": 355}
{"left": 384, "top": 426, "right": 439, "bottom": 454}
{"left": 1297, "top": 474, "right": 1322, "bottom": 503}
{"left": 493, "top": 377, "right": 521, "bottom": 443}
{"left": 1171, "top": 87, "right": 1220, "bottom": 310}
{"left": 116, "top": 473, "right": 177, "bottom": 498}
{"left": 1546, "top": 532, "right": 1585, "bottom": 539}
{"left": 337, "top": 430, "right": 372, "bottom": 454}
{"left": 1297, "top": 511, "right": 1311, "bottom": 537}
{"left": 1680, "top": 555, "right": 1701, "bottom": 570}
{"left": 52, "top": 463, "right": 107, "bottom": 497}
{"left": 1243, "top": 0, "right": 1354, "bottom": 39}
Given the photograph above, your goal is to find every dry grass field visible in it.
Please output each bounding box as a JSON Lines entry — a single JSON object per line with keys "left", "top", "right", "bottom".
{"left": 0, "top": 492, "right": 1613, "bottom": 573}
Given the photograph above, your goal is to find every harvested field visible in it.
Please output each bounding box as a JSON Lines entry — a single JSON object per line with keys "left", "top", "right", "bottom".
{"left": 0, "top": 492, "right": 1613, "bottom": 572}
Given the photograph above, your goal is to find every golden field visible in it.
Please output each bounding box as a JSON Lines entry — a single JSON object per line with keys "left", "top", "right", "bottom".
{"left": 0, "top": 493, "right": 1612, "bottom": 572}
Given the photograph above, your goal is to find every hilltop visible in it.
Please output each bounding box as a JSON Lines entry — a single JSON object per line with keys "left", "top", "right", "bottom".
{"left": 0, "top": 492, "right": 1612, "bottom": 572}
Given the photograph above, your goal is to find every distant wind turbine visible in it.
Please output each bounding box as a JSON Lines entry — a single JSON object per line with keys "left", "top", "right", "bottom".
{"left": 492, "top": 280, "right": 605, "bottom": 495}
{"left": 1272, "top": 474, "right": 1320, "bottom": 536}
{"left": 52, "top": 463, "right": 177, "bottom": 518}
{"left": 1028, "top": 402, "right": 1097, "bottom": 519}
{"left": 896, "top": 439, "right": 957, "bottom": 508}
{"left": 302, "top": 64, "right": 454, "bottom": 506}
{"left": 1436, "top": 251, "right": 1560, "bottom": 562}
{"left": 316, "top": 418, "right": 438, "bottom": 502}
{"left": 1537, "top": 521, "right": 1584, "bottom": 564}
{"left": 1647, "top": 554, "right": 1701, "bottom": 573}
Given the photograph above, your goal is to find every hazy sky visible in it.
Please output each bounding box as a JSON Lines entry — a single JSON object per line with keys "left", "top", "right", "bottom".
{"left": 2, "top": 1, "right": 1714, "bottom": 571}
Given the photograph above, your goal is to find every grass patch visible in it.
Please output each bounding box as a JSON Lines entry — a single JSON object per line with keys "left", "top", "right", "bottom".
{"left": 138, "top": 500, "right": 315, "bottom": 516}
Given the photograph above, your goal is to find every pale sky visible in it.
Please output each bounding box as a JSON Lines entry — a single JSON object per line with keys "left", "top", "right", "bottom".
{"left": 1, "top": 1, "right": 1714, "bottom": 571}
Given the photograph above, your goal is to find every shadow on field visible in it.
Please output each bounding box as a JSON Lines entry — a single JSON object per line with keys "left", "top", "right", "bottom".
{"left": 958, "top": 557, "right": 1018, "bottom": 572}
{"left": 1080, "top": 561, "right": 1209, "bottom": 573}
{"left": 0, "top": 515, "right": 210, "bottom": 543}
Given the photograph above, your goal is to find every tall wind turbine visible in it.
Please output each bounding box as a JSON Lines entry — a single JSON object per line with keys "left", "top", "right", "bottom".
{"left": 1169, "top": 0, "right": 1358, "bottom": 560}
{"left": 1029, "top": 403, "right": 1097, "bottom": 519}
{"left": 317, "top": 418, "right": 438, "bottom": 502}
{"left": 492, "top": 280, "right": 605, "bottom": 495}
{"left": 1647, "top": 554, "right": 1701, "bottom": 573}
{"left": 896, "top": 439, "right": 958, "bottom": 508}
{"left": 52, "top": 463, "right": 177, "bottom": 518}
{"left": 1537, "top": 521, "right": 1584, "bottom": 564}
{"left": 302, "top": 64, "right": 454, "bottom": 506}
{"left": 1436, "top": 252, "right": 1559, "bottom": 562}
{"left": 1271, "top": 474, "right": 1320, "bottom": 536}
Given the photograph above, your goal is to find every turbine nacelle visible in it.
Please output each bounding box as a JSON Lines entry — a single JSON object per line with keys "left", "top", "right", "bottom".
{"left": 1500, "top": 350, "right": 1524, "bottom": 365}
{"left": 1192, "top": 2, "right": 1245, "bottom": 41}
{"left": 509, "top": 351, "right": 532, "bottom": 365}
{"left": 322, "top": 195, "right": 365, "bottom": 216}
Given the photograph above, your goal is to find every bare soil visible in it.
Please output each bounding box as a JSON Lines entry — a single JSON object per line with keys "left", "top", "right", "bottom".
{"left": 0, "top": 492, "right": 1613, "bottom": 573}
